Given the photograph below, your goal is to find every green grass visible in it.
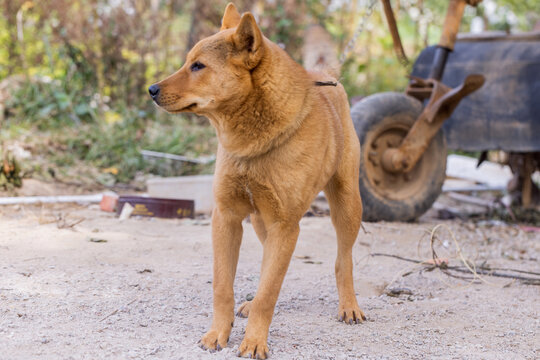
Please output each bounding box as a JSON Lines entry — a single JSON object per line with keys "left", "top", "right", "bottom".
{"left": 2, "top": 79, "right": 217, "bottom": 186}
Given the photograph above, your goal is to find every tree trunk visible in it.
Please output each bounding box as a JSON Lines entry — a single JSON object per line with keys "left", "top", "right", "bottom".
{"left": 3, "top": 0, "right": 21, "bottom": 75}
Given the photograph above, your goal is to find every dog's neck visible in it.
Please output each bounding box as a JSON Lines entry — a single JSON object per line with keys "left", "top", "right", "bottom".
{"left": 207, "top": 40, "right": 314, "bottom": 159}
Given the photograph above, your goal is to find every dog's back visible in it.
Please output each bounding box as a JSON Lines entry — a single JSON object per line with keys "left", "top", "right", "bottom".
{"left": 302, "top": 24, "right": 351, "bottom": 138}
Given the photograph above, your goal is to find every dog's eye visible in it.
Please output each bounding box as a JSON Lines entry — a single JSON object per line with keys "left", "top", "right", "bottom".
{"left": 190, "top": 61, "right": 206, "bottom": 72}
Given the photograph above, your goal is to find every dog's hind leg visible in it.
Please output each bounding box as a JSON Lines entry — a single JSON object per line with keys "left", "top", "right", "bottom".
{"left": 324, "top": 173, "right": 366, "bottom": 324}
{"left": 200, "top": 207, "right": 244, "bottom": 351}
{"left": 236, "top": 213, "right": 267, "bottom": 319}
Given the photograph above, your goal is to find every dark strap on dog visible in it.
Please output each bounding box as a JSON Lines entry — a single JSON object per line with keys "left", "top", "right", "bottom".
{"left": 314, "top": 81, "right": 338, "bottom": 87}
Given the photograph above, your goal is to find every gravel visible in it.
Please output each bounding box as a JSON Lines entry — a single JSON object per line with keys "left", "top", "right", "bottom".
{"left": 0, "top": 203, "right": 538, "bottom": 359}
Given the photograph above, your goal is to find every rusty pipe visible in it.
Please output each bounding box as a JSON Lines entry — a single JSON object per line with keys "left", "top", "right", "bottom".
{"left": 439, "top": 0, "right": 467, "bottom": 50}
{"left": 381, "top": 0, "right": 409, "bottom": 65}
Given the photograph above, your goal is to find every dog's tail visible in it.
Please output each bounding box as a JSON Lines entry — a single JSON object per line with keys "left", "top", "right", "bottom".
{"left": 302, "top": 25, "right": 340, "bottom": 79}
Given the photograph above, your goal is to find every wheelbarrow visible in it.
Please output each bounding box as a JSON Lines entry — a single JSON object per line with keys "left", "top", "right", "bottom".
{"left": 351, "top": 0, "right": 540, "bottom": 221}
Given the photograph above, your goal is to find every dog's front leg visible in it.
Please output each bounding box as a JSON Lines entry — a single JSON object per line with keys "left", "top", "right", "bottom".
{"left": 237, "top": 222, "right": 300, "bottom": 359}
{"left": 200, "top": 207, "right": 243, "bottom": 351}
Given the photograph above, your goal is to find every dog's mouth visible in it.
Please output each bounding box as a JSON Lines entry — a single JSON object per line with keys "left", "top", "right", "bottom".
{"left": 180, "top": 103, "right": 197, "bottom": 111}
{"left": 161, "top": 103, "right": 197, "bottom": 113}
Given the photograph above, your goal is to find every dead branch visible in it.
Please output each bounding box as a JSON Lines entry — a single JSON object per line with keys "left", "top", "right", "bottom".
{"left": 370, "top": 253, "right": 540, "bottom": 285}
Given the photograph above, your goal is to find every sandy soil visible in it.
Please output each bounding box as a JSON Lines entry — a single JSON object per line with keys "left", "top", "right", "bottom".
{"left": 0, "top": 202, "right": 538, "bottom": 359}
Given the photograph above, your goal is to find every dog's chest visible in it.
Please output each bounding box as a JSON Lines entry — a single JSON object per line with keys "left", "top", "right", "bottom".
{"left": 244, "top": 182, "right": 255, "bottom": 209}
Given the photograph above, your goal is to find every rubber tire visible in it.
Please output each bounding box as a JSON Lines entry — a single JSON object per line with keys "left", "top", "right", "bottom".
{"left": 351, "top": 92, "right": 447, "bottom": 222}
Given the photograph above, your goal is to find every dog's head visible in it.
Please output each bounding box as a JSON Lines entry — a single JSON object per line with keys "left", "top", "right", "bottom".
{"left": 148, "top": 3, "right": 265, "bottom": 116}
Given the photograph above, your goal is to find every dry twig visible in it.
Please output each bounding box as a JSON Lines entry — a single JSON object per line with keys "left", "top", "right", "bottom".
{"left": 371, "top": 223, "right": 540, "bottom": 286}
{"left": 100, "top": 299, "right": 137, "bottom": 322}
{"left": 370, "top": 252, "right": 540, "bottom": 285}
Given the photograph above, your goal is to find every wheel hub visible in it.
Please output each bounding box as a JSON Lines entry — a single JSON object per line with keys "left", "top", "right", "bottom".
{"left": 363, "top": 121, "right": 438, "bottom": 202}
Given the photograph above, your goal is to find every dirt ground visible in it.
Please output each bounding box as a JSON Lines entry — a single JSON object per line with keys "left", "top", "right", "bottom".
{"left": 0, "top": 201, "right": 539, "bottom": 360}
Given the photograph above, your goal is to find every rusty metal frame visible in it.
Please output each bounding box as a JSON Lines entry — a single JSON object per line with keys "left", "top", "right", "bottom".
{"left": 379, "top": 0, "right": 485, "bottom": 175}
{"left": 382, "top": 74, "right": 484, "bottom": 173}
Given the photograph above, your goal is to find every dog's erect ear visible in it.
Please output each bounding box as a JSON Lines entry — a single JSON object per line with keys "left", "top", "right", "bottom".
{"left": 232, "top": 13, "right": 264, "bottom": 69}
{"left": 221, "top": 3, "right": 241, "bottom": 31}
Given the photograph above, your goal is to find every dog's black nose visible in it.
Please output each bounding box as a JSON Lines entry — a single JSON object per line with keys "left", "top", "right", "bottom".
{"left": 148, "top": 84, "right": 160, "bottom": 98}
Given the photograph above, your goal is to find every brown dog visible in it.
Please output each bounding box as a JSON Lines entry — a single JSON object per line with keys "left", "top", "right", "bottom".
{"left": 149, "top": 3, "right": 365, "bottom": 358}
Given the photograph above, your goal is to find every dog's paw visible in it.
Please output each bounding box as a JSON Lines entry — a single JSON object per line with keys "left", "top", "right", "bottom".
{"left": 237, "top": 337, "right": 269, "bottom": 359}
{"left": 338, "top": 305, "right": 366, "bottom": 325}
{"left": 236, "top": 300, "right": 252, "bottom": 318}
{"left": 199, "top": 328, "right": 230, "bottom": 352}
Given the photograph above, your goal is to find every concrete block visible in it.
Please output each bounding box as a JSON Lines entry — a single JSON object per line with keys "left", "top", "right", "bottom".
{"left": 146, "top": 175, "right": 214, "bottom": 214}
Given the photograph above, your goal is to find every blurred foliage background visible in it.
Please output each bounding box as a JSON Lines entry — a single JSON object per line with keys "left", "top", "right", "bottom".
{"left": 0, "top": 0, "right": 538, "bottom": 188}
